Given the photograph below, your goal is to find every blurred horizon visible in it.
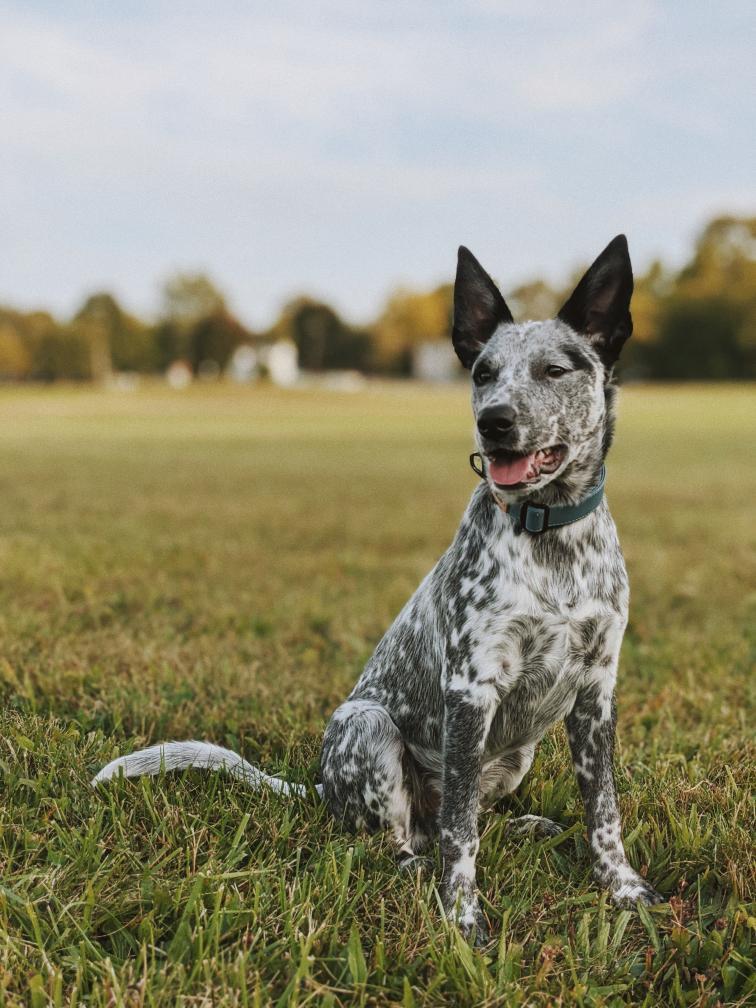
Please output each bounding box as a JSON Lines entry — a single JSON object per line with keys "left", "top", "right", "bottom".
{"left": 1, "top": 1, "right": 754, "bottom": 329}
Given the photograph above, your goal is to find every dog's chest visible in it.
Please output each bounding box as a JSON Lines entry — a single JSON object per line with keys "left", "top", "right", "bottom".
{"left": 448, "top": 529, "right": 625, "bottom": 750}
{"left": 484, "top": 608, "right": 617, "bottom": 751}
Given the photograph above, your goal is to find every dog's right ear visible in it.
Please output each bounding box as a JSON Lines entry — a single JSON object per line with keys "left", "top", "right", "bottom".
{"left": 557, "top": 235, "right": 633, "bottom": 370}
{"left": 452, "top": 246, "right": 513, "bottom": 368}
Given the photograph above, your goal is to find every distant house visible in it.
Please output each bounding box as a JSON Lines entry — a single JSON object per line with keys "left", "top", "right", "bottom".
{"left": 227, "top": 339, "right": 299, "bottom": 387}
{"left": 165, "top": 359, "right": 193, "bottom": 389}
{"left": 412, "top": 341, "right": 461, "bottom": 382}
{"left": 227, "top": 344, "right": 258, "bottom": 383}
{"left": 261, "top": 340, "right": 298, "bottom": 387}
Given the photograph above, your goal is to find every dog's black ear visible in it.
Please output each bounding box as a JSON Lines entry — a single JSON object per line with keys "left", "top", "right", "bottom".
{"left": 453, "top": 246, "right": 513, "bottom": 368}
{"left": 557, "top": 235, "right": 633, "bottom": 369}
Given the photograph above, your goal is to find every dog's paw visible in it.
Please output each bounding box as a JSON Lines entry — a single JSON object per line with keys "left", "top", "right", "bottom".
{"left": 506, "top": 814, "right": 564, "bottom": 839}
{"left": 448, "top": 902, "right": 490, "bottom": 947}
{"left": 441, "top": 886, "right": 490, "bottom": 947}
{"left": 608, "top": 874, "right": 664, "bottom": 909}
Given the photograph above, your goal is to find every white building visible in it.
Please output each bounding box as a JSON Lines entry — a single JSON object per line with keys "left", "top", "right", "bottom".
{"left": 227, "top": 344, "right": 258, "bottom": 383}
{"left": 227, "top": 339, "right": 299, "bottom": 387}
{"left": 261, "top": 340, "right": 298, "bottom": 387}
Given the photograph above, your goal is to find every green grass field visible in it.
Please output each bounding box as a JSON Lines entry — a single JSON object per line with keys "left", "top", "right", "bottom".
{"left": 0, "top": 382, "right": 753, "bottom": 1007}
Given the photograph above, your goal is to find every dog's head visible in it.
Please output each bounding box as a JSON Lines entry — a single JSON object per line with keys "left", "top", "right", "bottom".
{"left": 453, "top": 236, "right": 633, "bottom": 505}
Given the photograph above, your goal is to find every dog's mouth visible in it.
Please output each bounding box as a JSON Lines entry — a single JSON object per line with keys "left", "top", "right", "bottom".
{"left": 486, "top": 444, "right": 567, "bottom": 488}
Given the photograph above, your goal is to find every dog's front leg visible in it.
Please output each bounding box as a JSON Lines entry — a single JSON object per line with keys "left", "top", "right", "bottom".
{"left": 439, "top": 683, "right": 497, "bottom": 943}
{"left": 566, "top": 682, "right": 663, "bottom": 907}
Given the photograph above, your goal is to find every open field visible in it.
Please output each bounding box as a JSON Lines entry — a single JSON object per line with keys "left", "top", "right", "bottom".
{"left": 0, "top": 381, "right": 753, "bottom": 1007}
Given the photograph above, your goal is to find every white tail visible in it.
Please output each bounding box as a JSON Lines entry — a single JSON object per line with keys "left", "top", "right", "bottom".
{"left": 91, "top": 740, "right": 323, "bottom": 798}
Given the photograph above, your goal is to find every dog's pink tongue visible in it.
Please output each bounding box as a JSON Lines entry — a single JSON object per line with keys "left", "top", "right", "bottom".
{"left": 488, "top": 453, "right": 534, "bottom": 486}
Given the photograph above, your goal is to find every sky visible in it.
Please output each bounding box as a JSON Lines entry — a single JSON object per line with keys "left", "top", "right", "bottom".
{"left": 1, "top": 1, "right": 754, "bottom": 329}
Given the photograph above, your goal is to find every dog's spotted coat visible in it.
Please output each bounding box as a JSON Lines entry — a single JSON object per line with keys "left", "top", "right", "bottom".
{"left": 94, "top": 235, "right": 663, "bottom": 942}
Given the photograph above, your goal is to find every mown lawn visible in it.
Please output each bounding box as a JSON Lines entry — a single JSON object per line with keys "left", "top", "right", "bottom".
{"left": 0, "top": 381, "right": 753, "bottom": 1007}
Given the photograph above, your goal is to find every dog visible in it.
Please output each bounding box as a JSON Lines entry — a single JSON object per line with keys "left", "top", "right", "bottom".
{"left": 94, "top": 235, "right": 664, "bottom": 943}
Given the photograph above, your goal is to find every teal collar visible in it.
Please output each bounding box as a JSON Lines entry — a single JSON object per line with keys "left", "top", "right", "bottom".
{"left": 469, "top": 454, "right": 606, "bottom": 535}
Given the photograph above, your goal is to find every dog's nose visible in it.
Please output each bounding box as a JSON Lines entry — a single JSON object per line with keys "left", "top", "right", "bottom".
{"left": 477, "top": 405, "right": 517, "bottom": 440}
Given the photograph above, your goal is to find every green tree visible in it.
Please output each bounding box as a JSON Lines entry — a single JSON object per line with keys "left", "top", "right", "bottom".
{"left": 652, "top": 297, "right": 751, "bottom": 379}
{"left": 618, "top": 260, "right": 675, "bottom": 378}
{"left": 25, "top": 311, "right": 90, "bottom": 381}
{"left": 72, "top": 292, "right": 154, "bottom": 376}
{"left": 0, "top": 310, "right": 32, "bottom": 379}
{"left": 161, "top": 273, "right": 225, "bottom": 329}
{"left": 190, "top": 310, "right": 250, "bottom": 371}
{"left": 110, "top": 311, "right": 154, "bottom": 373}
{"left": 653, "top": 216, "right": 756, "bottom": 379}
{"left": 72, "top": 293, "right": 115, "bottom": 382}
{"left": 271, "top": 298, "right": 370, "bottom": 371}
{"left": 157, "top": 273, "right": 228, "bottom": 369}
{"left": 371, "top": 285, "right": 452, "bottom": 374}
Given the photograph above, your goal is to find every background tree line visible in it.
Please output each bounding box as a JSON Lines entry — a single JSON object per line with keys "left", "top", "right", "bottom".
{"left": 0, "top": 215, "right": 753, "bottom": 383}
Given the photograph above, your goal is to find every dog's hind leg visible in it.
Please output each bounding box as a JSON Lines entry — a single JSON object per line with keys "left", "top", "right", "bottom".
{"left": 320, "top": 699, "right": 430, "bottom": 862}
{"left": 485, "top": 745, "right": 564, "bottom": 838}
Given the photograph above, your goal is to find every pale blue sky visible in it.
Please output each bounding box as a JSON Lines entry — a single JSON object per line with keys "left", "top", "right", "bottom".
{"left": 1, "top": 1, "right": 754, "bottom": 328}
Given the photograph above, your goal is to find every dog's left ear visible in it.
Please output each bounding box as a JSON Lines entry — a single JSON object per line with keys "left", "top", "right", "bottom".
{"left": 557, "top": 235, "right": 633, "bottom": 369}
{"left": 453, "top": 246, "right": 513, "bottom": 368}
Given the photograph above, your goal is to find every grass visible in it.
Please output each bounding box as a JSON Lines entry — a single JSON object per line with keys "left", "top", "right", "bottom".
{"left": 0, "top": 380, "right": 753, "bottom": 1007}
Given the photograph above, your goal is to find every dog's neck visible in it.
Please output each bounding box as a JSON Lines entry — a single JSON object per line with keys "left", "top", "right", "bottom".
{"left": 492, "top": 464, "right": 605, "bottom": 526}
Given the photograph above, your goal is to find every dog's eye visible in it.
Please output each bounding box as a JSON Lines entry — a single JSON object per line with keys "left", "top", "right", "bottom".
{"left": 473, "top": 367, "right": 493, "bottom": 386}
{"left": 546, "top": 365, "right": 569, "bottom": 378}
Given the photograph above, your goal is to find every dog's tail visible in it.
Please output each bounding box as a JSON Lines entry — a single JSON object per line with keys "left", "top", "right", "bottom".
{"left": 91, "top": 740, "right": 323, "bottom": 799}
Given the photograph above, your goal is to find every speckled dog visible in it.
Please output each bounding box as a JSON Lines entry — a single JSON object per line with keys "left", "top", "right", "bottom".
{"left": 94, "top": 235, "right": 663, "bottom": 942}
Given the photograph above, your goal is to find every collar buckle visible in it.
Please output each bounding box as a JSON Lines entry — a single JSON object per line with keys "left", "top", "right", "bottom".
{"left": 519, "top": 502, "right": 550, "bottom": 534}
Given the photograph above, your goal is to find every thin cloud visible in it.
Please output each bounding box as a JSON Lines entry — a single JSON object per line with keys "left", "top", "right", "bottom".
{"left": 0, "top": 2, "right": 753, "bottom": 325}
